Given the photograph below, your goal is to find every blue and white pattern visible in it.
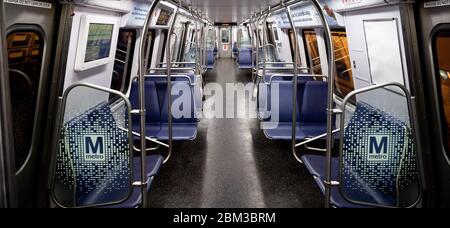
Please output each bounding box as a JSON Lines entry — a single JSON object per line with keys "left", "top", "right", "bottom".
{"left": 341, "top": 102, "right": 419, "bottom": 207}
{"left": 55, "top": 102, "right": 132, "bottom": 207}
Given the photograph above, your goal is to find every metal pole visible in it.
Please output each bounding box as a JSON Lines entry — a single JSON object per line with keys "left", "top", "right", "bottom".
{"left": 249, "top": 14, "right": 256, "bottom": 81}
{"left": 164, "top": 2, "right": 181, "bottom": 170}
{"left": 194, "top": 12, "right": 200, "bottom": 74}
{"left": 283, "top": 1, "right": 300, "bottom": 178}
{"left": 262, "top": 9, "right": 271, "bottom": 88}
{"left": 309, "top": 0, "right": 335, "bottom": 208}
{"left": 137, "top": 0, "right": 160, "bottom": 209}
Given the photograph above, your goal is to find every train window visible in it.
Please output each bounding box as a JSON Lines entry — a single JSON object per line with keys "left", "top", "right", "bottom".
{"left": 289, "top": 29, "right": 302, "bottom": 66}
{"left": 110, "top": 29, "right": 136, "bottom": 96}
{"left": 238, "top": 28, "right": 251, "bottom": 48}
{"left": 171, "top": 25, "right": 184, "bottom": 62}
{"left": 332, "top": 31, "right": 354, "bottom": 99}
{"left": 145, "top": 30, "right": 155, "bottom": 70}
{"left": 303, "top": 30, "right": 322, "bottom": 75}
{"left": 435, "top": 30, "right": 450, "bottom": 155}
{"left": 221, "top": 29, "right": 230, "bottom": 44}
{"left": 7, "top": 30, "right": 43, "bottom": 169}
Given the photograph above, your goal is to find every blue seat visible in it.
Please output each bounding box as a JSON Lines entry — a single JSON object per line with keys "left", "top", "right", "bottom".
{"left": 300, "top": 102, "right": 420, "bottom": 208}
{"left": 233, "top": 45, "right": 239, "bottom": 58}
{"left": 238, "top": 47, "right": 252, "bottom": 69}
{"left": 263, "top": 80, "right": 328, "bottom": 140}
{"left": 54, "top": 102, "right": 163, "bottom": 208}
{"left": 207, "top": 48, "right": 215, "bottom": 69}
{"left": 105, "top": 156, "right": 164, "bottom": 208}
{"left": 129, "top": 76, "right": 198, "bottom": 141}
{"left": 301, "top": 154, "right": 367, "bottom": 208}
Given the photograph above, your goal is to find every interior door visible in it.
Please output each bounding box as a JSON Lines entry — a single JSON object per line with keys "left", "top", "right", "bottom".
{"left": 0, "top": 0, "right": 17, "bottom": 208}
{"left": 3, "top": 0, "right": 58, "bottom": 207}
{"left": 219, "top": 27, "right": 232, "bottom": 58}
{"left": 416, "top": 2, "right": 450, "bottom": 207}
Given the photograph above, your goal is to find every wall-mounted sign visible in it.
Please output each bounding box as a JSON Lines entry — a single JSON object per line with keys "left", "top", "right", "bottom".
{"left": 273, "top": 3, "right": 343, "bottom": 29}
{"left": 424, "top": 0, "right": 450, "bottom": 8}
{"left": 123, "top": 4, "right": 152, "bottom": 27}
{"left": 5, "top": 0, "right": 52, "bottom": 9}
{"left": 272, "top": 0, "right": 394, "bottom": 29}
{"left": 323, "top": 0, "right": 391, "bottom": 12}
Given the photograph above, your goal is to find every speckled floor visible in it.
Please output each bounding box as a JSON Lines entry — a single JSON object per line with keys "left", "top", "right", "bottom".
{"left": 148, "top": 59, "right": 323, "bottom": 208}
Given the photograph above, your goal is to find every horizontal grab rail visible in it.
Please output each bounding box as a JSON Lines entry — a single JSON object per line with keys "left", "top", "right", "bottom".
{"left": 266, "top": 74, "right": 327, "bottom": 85}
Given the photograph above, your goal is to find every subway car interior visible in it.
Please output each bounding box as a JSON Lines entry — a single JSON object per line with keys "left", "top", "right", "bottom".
{"left": 0, "top": 0, "right": 450, "bottom": 210}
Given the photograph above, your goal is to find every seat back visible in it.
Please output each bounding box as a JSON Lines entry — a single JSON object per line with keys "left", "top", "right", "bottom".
{"left": 300, "top": 81, "right": 328, "bottom": 124}
{"left": 238, "top": 48, "right": 252, "bottom": 68}
{"left": 260, "top": 76, "right": 314, "bottom": 122}
{"left": 54, "top": 102, "right": 133, "bottom": 207}
{"left": 273, "top": 80, "right": 301, "bottom": 123}
{"left": 129, "top": 80, "right": 161, "bottom": 124}
{"left": 341, "top": 102, "right": 420, "bottom": 207}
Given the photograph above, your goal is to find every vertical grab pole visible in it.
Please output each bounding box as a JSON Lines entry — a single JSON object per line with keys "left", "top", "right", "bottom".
{"left": 138, "top": 0, "right": 160, "bottom": 208}
{"left": 262, "top": 9, "right": 271, "bottom": 87}
{"left": 249, "top": 14, "right": 255, "bottom": 82}
{"left": 194, "top": 12, "right": 200, "bottom": 75}
{"left": 254, "top": 13, "right": 262, "bottom": 82}
{"left": 309, "top": 0, "right": 335, "bottom": 208}
{"left": 164, "top": 1, "right": 180, "bottom": 168}
{"left": 283, "top": 1, "right": 300, "bottom": 178}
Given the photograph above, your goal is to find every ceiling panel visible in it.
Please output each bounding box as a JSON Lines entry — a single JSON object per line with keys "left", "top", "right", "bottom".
{"left": 183, "top": 0, "right": 281, "bottom": 23}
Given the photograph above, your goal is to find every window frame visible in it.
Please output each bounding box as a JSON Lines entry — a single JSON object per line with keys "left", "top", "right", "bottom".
{"left": 432, "top": 25, "right": 450, "bottom": 159}
{"left": 6, "top": 24, "right": 45, "bottom": 171}
{"left": 330, "top": 29, "right": 355, "bottom": 100}
{"left": 110, "top": 28, "right": 137, "bottom": 96}
{"left": 302, "top": 29, "right": 322, "bottom": 75}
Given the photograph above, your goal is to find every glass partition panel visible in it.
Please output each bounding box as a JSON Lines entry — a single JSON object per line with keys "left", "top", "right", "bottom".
{"left": 52, "top": 85, "right": 133, "bottom": 208}
{"left": 340, "top": 85, "right": 421, "bottom": 208}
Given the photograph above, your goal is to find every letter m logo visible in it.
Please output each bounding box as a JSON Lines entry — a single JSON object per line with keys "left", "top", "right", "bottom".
{"left": 367, "top": 135, "right": 389, "bottom": 161}
{"left": 84, "top": 135, "right": 105, "bottom": 161}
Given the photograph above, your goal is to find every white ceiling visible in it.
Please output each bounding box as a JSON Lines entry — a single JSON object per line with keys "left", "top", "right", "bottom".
{"left": 183, "top": 0, "right": 281, "bottom": 23}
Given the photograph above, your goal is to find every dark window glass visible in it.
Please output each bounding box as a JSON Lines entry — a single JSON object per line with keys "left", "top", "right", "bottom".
{"left": 435, "top": 30, "right": 450, "bottom": 155}
{"left": 303, "top": 30, "right": 322, "bottom": 75}
{"left": 7, "top": 31, "right": 43, "bottom": 169}
{"left": 110, "top": 29, "right": 136, "bottom": 96}
{"left": 332, "top": 31, "right": 354, "bottom": 99}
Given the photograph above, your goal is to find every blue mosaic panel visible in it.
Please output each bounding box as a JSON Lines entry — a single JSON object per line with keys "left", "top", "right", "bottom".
{"left": 341, "top": 102, "right": 419, "bottom": 207}
{"left": 55, "top": 102, "right": 132, "bottom": 207}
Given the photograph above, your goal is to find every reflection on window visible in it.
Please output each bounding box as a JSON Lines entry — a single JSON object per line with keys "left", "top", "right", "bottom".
{"left": 207, "top": 29, "right": 216, "bottom": 49}
{"left": 304, "top": 30, "right": 322, "bottom": 75}
{"left": 7, "top": 31, "right": 43, "bottom": 169}
{"left": 289, "top": 30, "right": 302, "bottom": 66}
{"left": 435, "top": 30, "right": 450, "bottom": 154}
{"left": 332, "top": 31, "right": 354, "bottom": 98}
{"left": 222, "top": 29, "right": 230, "bottom": 43}
{"left": 238, "top": 28, "right": 251, "bottom": 48}
{"left": 111, "top": 29, "right": 136, "bottom": 96}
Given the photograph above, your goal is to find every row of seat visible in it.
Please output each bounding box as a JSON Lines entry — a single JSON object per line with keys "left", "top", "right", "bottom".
{"left": 237, "top": 47, "right": 253, "bottom": 69}
{"left": 258, "top": 75, "right": 329, "bottom": 141}
{"left": 129, "top": 75, "right": 200, "bottom": 141}
{"left": 207, "top": 47, "right": 217, "bottom": 69}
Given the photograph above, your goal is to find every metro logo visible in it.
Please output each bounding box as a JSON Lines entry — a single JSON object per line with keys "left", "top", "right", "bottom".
{"left": 84, "top": 135, "right": 105, "bottom": 161}
{"left": 367, "top": 135, "right": 389, "bottom": 161}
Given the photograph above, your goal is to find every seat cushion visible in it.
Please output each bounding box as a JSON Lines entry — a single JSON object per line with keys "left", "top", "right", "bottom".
{"left": 263, "top": 123, "right": 307, "bottom": 140}
{"left": 103, "top": 155, "right": 164, "bottom": 208}
{"left": 157, "top": 123, "right": 198, "bottom": 141}
{"left": 301, "top": 154, "right": 368, "bottom": 208}
{"left": 132, "top": 124, "right": 161, "bottom": 140}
